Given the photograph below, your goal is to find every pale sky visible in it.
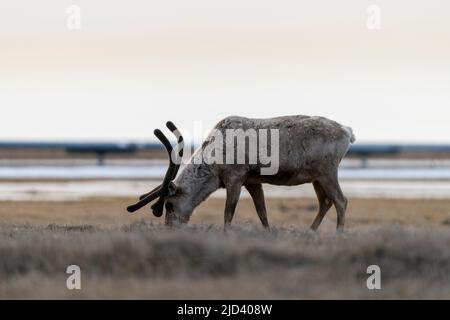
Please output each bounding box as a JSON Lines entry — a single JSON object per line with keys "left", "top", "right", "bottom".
{"left": 0, "top": 1, "right": 449, "bottom": 143}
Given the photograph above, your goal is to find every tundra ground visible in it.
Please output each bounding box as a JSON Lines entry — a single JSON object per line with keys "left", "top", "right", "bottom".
{"left": 0, "top": 197, "right": 449, "bottom": 299}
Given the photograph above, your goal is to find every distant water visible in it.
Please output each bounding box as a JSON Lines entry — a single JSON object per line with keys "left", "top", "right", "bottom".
{"left": 0, "top": 165, "right": 166, "bottom": 180}
{"left": 1, "top": 165, "right": 450, "bottom": 180}
{"left": 1, "top": 160, "right": 450, "bottom": 201}
{"left": 0, "top": 180, "right": 450, "bottom": 201}
{"left": 0, "top": 164, "right": 450, "bottom": 200}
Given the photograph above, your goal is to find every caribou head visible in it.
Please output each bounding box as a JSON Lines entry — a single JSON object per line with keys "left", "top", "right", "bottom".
{"left": 126, "top": 121, "right": 185, "bottom": 223}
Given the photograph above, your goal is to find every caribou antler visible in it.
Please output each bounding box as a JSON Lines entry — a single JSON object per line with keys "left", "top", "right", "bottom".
{"left": 126, "top": 122, "right": 184, "bottom": 216}
{"left": 138, "top": 122, "right": 184, "bottom": 200}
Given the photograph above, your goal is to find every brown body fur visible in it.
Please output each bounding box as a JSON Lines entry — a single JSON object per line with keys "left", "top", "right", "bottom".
{"left": 166, "top": 115, "right": 355, "bottom": 231}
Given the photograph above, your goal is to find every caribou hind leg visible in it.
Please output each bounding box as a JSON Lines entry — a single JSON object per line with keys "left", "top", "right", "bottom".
{"left": 245, "top": 184, "right": 270, "bottom": 230}
{"left": 310, "top": 181, "right": 333, "bottom": 231}
{"left": 316, "top": 172, "right": 348, "bottom": 232}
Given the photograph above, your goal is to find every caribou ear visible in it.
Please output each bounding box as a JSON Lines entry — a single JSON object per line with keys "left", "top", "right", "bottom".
{"left": 168, "top": 181, "right": 178, "bottom": 196}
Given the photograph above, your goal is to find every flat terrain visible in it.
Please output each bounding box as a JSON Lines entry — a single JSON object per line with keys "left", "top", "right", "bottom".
{"left": 1, "top": 196, "right": 450, "bottom": 299}
{"left": 1, "top": 197, "right": 450, "bottom": 228}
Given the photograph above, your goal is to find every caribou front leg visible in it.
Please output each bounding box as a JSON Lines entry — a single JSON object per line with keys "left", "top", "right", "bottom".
{"left": 246, "top": 184, "right": 270, "bottom": 230}
{"left": 224, "top": 183, "right": 242, "bottom": 229}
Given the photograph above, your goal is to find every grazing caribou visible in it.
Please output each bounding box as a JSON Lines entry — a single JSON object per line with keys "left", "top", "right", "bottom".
{"left": 127, "top": 115, "right": 355, "bottom": 231}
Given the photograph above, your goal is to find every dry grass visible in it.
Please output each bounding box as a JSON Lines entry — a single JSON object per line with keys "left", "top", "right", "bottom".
{"left": 1, "top": 197, "right": 450, "bottom": 228}
{"left": 1, "top": 197, "right": 450, "bottom": 299}
{"left": 0, "top": 222, "right": 449, "bottom": 299}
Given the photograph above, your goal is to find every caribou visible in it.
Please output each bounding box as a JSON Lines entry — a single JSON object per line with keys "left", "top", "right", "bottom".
{"left": 127, "top": 115, "right": 355, "bottom": 231}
